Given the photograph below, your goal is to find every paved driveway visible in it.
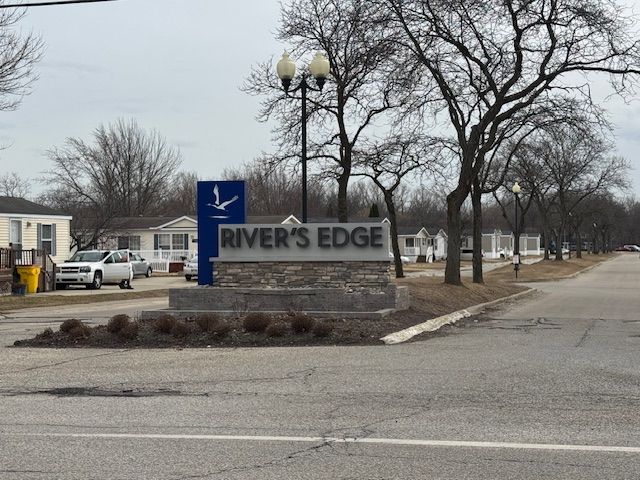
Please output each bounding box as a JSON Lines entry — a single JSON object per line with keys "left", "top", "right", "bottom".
{"left": 1, "top": 255, "right": 639, "bottom": 478}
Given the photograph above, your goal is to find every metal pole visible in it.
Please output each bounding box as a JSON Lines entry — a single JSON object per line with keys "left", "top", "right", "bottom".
{"left": 514, "top": 193, "right": 519, "bottom": 278}
{"left": 301, "top": 79, "right": 308, "bottom": 223}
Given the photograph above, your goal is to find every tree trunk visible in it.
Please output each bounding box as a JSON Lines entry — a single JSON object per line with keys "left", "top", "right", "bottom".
{"left": 542, "top": 226, "right": 550, "bottom": 260}
{"left": 444, "top": 188, "right": 466, "bottom": 285}
{"left": 337, "top": 158, "right": 351, "bottom": 223}
{"left": 575, "top": 230, "right": 582, "bottom": 259}
{"left": 385, "top": 193, "right": 404, "bottom": 278}
{"left": 471, "top": 180, "right": 483, "bottom": 284}
{"left": 555, "top": 229, "right": 563, "bottom": 261}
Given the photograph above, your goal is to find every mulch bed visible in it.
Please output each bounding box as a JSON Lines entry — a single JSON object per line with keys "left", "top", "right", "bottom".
{"left": 13, "top": 310, "right": 435, "bottom": 348}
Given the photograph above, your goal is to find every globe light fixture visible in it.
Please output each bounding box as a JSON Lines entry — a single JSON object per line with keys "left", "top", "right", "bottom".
{"left": 275, "top": 50, "right": 331, "bottom": 222}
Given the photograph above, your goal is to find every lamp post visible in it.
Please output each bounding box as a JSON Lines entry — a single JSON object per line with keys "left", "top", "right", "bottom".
{"left": 276, "top": 51, "right": 330, "bottom": 223}
{"left": 512, "top": 181, "right": 521, "bottom": 278}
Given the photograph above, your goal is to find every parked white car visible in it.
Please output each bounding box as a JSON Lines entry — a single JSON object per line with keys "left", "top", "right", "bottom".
{"left": 184, "top": 255, "right": 198, "bottom": 281}
{"left": 56, "top": 250, "right": 133, "bottom": 290}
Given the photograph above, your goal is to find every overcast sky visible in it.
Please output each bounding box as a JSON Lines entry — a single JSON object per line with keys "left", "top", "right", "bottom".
{"left": 2, "top": 0, "right": 640, "bottom": 196}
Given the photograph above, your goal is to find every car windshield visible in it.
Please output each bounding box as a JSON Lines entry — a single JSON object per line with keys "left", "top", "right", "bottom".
{"left": 68, "top": 252, "right": 105, "bottom": 262}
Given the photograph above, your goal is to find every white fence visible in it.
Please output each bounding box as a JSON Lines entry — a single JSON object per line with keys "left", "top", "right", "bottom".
{"left": 132, "top": 250, "right": 194, "bottom": 273}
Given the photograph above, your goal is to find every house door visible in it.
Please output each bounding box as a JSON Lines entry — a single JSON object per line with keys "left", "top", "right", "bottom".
{"left": 10, "top": 219, "right": 22, "bottom": 251}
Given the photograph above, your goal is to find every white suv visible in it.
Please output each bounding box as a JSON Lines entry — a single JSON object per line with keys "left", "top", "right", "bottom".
{"left": 56, "top": 250, "right": 133, "bottom": 290}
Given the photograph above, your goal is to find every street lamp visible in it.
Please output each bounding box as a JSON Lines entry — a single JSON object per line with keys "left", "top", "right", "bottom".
{"left": 512, "top": 181, "right": 521, "bottom": 278}
{"left": 276, "top": 51, "right": 330, "bottom": 223}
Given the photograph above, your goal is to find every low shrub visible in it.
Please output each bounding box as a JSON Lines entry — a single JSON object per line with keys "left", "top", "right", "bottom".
{"left": 210, "top": 321, "right": 231, "bottom": 337}
{"left": 37, "top": 327, "right": 54, "bottom": 339}
{"left": 243, "top": 313, "right": 272, "bottom": 333}
{"left": 119, "top": 322, "right": 139, "bottom": 340}
{"left": 290, "top": 314, "right": 315, "bottom": 334}
{"left": 195, "top": 313, "right": 220, "bottom": 333}
{"left": 265, "top": 322, "right": 287, "bottom": 338}
{"left": 60, "top": 318, "right": 83, "bottom": 333}
{"left": 154, "top": 314, "right": 177, "bottom": 334}
{"left": 312, "top": 322, "right": 334, "bottom": 338}
{"left": 68, "top": 324, "right": 92, "bottom": 340}
{"left": 107, "top": 314, "right": 130, "bottom": 333}
{"left": 172, "top": 321, "right": 191, "bottom": 338}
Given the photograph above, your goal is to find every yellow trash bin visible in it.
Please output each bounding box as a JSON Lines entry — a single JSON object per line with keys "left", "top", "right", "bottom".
{"left": 16, "top": 266, "right": 41, "bottom": 294}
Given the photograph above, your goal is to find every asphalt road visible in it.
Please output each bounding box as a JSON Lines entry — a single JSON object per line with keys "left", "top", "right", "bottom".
{"left": 1, "top": 254, "right": 639, "bottom": 479}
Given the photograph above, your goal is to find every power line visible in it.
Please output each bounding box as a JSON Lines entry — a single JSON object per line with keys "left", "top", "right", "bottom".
{"left": 0, "top": 0, "right": 119, "bottom": 8}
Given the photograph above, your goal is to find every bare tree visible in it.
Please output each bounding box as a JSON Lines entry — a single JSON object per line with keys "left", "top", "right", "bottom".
{"left": 354, "top": 134, "right": 441, "bottom": 277}
{"left": 534, "top": 126, "right": 628, "bottom": 260}
{"left": 386, "top": 0, "right": 640, "bottom": 284}
{"left": 161, "top": 171, "right": 199, "bottom": 215}
{"left": 495, "top": 122, "right": 629, "bottom": 261}
{"left": 42, "top": 119, "right": 181, "bottom": 250}
{"left": 245, "top": 0, "right": 422, "bottom": 222}
{"left": 0, "top": 171, "right": 30, "bottom": 197}
{"left": 0, "top": 7, "right": 42, "bottom": 112}
{"left": 471, "top": 99, "right": 606, "bottom": 281}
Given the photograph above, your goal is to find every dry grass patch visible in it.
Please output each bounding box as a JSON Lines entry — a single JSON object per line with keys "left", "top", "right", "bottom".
{"left": 0, "top": 289, "right": 169, "bottom": 313}
{"left": 394, "top": 276, "right": 527, "bottom": 319}
{"left": 486, "top": 253, "right": 615, "bottom": 283}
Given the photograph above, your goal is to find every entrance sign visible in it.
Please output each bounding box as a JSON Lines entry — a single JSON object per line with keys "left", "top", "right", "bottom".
{"left": 214, "top": 223, "right": 389, "bottom": 262}
{"left": 197, "top": 181, "right": 246, "bottom": 285}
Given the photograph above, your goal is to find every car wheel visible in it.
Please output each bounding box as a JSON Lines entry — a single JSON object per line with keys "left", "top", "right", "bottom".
{"left": 145, "top": 267, "right": 152, "bottom": 278}
{"left": 185, "top": 275, "right": 192, "bottom": 281}
{"left": 90, "top": 271, "right": 102, "bottom": 290}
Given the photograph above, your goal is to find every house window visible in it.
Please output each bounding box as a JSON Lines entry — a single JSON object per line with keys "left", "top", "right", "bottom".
{"left": 172, "top": 234, "right": 186, "bottom": 250}
{"left": 41, "top": 224, "right": 53, "bottom": 253}
{"left": 405, "top": 238, "right": 415, "bottom": 248}
{"left": 154, "top": 233, "right": 171, "bottom": 250}
{"left": 117, "top": 235, "right": 141, "bottom": 250}
{"left": 37, "top": 223, "right": 56, "bottom": 255}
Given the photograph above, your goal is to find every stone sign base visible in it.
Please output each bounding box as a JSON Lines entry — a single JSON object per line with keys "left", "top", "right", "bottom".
{"left": 142, "top": 285, "right": 409, "bottom": 320}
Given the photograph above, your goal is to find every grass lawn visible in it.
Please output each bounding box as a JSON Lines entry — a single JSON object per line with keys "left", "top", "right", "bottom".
{"left": 0, "top": 289, "right": 169, "bottom": 313}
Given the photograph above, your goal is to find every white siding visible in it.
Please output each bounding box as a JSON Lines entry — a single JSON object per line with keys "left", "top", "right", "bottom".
{"left": 1, "top": 216, "right": 71, "bottom": 264}
{"left": 0, "top": 217, "right": 8, "bottom": 246}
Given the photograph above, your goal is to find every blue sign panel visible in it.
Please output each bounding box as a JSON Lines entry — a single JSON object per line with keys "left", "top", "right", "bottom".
{"left": 197, "top": 181, "right": 246, "bottom": 285}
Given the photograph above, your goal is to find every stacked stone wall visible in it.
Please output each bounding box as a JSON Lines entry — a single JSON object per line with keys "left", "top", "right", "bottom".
{"left": 213, "top": 261, "right": 390, "bottom": 288}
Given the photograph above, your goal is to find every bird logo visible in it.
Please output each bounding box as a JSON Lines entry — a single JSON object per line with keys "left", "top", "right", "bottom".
{"left": 207, "top": 184, "right": 239, "bottom": 219}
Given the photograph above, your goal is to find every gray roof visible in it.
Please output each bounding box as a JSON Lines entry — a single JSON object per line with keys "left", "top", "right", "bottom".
{"left": 111, "top": 214, "right": 299, "bottom": 229}
{"left": 0, "top": 196, "right": 68, "bottom": 216}
{"left": 424, "top": 226, "right": 445, "bottom": 236}
{"left": 307, "top": 217, "right": 385, "bottom": 224}
{"left": 247, "top": 215, "right": 297, "bottom": 224}
{"left": 111, "top": 216, "right": 196, "bottom": 230}
{"left": 396, "top": 226, "right": 425, "bottom": 236}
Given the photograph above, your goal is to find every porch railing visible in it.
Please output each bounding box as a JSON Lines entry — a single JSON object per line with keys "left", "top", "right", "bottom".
{"left": 0, "top": 248, "right": 56, "bottom": 292}
{"left": 131, "top": 249, "right": 195, "bottom": 273}
{"left": 404, "top": 247, "right": 420, "bottom": 256}
{"left": 0, "top": 248, "right": 44, "bottom": 269}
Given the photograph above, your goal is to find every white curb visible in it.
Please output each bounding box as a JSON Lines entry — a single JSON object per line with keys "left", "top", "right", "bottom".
{"left": 380, "top": 288, "right": 535, "bottom": 345}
